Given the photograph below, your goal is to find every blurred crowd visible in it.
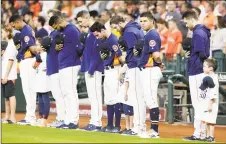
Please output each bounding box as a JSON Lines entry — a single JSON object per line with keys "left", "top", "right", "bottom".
{"left": 1, "top": 0, "right": 226, "bottom": 72}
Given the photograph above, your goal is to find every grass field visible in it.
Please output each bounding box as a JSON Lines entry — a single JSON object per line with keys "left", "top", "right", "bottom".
{"left": 2, "top": 124, "right": 204, "bottom": 143}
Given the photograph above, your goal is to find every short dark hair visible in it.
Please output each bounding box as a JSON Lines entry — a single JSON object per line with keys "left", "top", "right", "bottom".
{"left": 192, "top": 7, "right": 201, "bottom": 17}
{"left": 110, "top": 16, "right": 125, "bottom": 25}
{"left": 89, "top": 10, "right": 99, "bottom": 18}
{"left": 205, "top": 58, "right": 218, "bottom": 72}
{"left": 207, "top": 1, "right": 214, "bottom": 11}
{"left": 90, "top": 21, "right": 106, "bottom": 32}
{"left": 38, "top": 16, "right": 46, "bottom": 27}
{"left": 156, "top": 18, "right": 167, "bottom": 26}
{"left": 140, "top": 12, "right": 155, "bottom": 21}
{"left": 9, "top": 14, "right": 23, "bottom": 23}
{"left": 76, "top": 10, "right": 90, "bottom": 19}
{"left": 47, "top": 9, "right": 62, "bottom": 17}
{"left": 182, "top": 10, "right": 198, "bottom": 20}
{"left": 49, "top": 16, "right": 61, "bottom": 26}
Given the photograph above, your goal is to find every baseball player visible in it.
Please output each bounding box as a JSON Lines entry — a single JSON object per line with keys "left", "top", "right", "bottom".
{"left": 182, "top": 11, "right": 211, "bottom": 141}
{"left": 134, "top": 12, "right": 163, "bottom": 138}
{"left": 90, "top": 21, "right": 123, "bottom": 133}
{"left": 199, "top": 59, "right": 219, "bottom": 142}
{"left": 1, "top": 25, "right": 18, "bottom": 124}
{"left": 46, "top": 9, "right": 66, "bottom": 128}
{"left": 76, "top": 11, "right": 104, "bottom": 131}
{"left": 49, "top": 15, "right": 83, "bottom": 129}
{"left": 9, "top": 14, "right": 43, "bottom": 125}
{"left": 110, "top": 15, "right": 145, "bottom": 136}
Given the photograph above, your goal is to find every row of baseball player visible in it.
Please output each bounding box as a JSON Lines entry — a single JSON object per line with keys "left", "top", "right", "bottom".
{"left": 2, "top": 9, "right": 219, "bottom": 142}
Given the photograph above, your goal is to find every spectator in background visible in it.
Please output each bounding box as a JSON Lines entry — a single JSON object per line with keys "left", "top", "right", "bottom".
{"left": 203, "top": 1, "right": 216, "bottom": 30}
{"left": 155, "top": 3, "right": 167, "bottom": 20}
{"left": 165, "top": 1, "right": 182, "bottom": 24}
{"left": 156, "top": 18, "right": 169, "bottom": 54}
{"left": 61, "top": 1, "right": 73, "bottom": 18}
{"left": 218, "top": 1, "right": 226, "bottom": 18}
{"left": 210, "top": 16, "right": 226, "bottom": 72}
{"left": 191, "top": 0, "right": 206, "bottom": 21}
{"left": 29, "top": 0, "right": 41, "bottom": 17}
{"left": 34, "top": 16, "right": 48, "bottom": 41}
{"left": 166, "top": 19, "right": 183, "bottom": 61}
{"left": 139, "top": 2, "right": 148, "bottom": 15}
{"left": 72, "top": 0, "right": 88, "bottom": 19}
{"left": 18, "top": 1, "right": 30, "bottom": 16}
{"left": 23, "top": 11, "right": 35, "bottom": 30}
{"left": 100, "top": 9, "right": 111, "bottom": 30}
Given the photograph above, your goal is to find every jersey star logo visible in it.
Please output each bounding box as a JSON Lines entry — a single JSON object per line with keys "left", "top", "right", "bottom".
{"left": 24, "top": 36, "right": 30, "bottom": 43}
{"left": 149, "top": 40, "right": 156, "bottom": 48}
{"left": 112, "top": 45, "right": 119, "bottom": 52}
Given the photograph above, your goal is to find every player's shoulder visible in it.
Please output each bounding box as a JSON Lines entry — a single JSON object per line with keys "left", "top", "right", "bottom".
{"left": 146, "top": 29, "right": 160, "bottom": 39}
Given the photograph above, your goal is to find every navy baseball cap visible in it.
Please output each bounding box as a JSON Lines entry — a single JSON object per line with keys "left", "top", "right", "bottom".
{"left": 199, "top": 76, "right": 215, "bottom": 91}
{"left": 1, "top": 41, "right": 8, "bottom": 51}
{"left": 13, "top": 32, "right": 21, "bottom": 45}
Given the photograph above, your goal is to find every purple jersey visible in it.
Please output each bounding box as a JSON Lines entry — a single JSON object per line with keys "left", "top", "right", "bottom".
{"left": 80, "top": 30, "right": 104, "bottom": 75}
{"left": 103, "top": 33, "right": 122, "bottom": 66}
{"left": 123, "top": 21, "right": 144, "bottom": 69}
{"left": 188, "top": 24, "right": 211, "bottom": 76}
{"left": 138, "top": 29, "right": 161, "bottom": 68}
{"left": 46, "top": 30, "right": 59, "bottom": 75}
{"left": 17, "top": 25, "right": 36, "bottom": 60}
{"left": 58, "top": 24, "right": 82, "bottom": 70}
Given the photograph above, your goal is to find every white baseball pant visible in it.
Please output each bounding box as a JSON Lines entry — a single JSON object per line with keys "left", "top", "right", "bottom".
{"left": 104, "top": 66, "right": 120, "bottom": 105}
{"left": 59, "top": 66, "right": 80, "bottom": 125}
{"left": 50, "top": 73, "right": 66, "bottom": 121}
{"left": 127, "top": 68, "right": 146, "bottom": 134}
{"left": 19, "top": 58, "right": 37, "bottom": 122}
{"left": 85, "top": 71, "right": 103, "bottom": 127}
{"left": 189, "top": 73, "right": 205, "bottom": 138}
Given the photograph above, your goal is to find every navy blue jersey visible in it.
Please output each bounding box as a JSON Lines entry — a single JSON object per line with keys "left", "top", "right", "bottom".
{"left": 138, "top": 29, "right": 161, "bottom": 68}
{"left": 58, "top": 24, "right": 82, "bottom": 70}
{"left": 188, "top": 24, "right": 211, "bottom": 76}
{"left": 80, "top": 31, "right": 104, "bottom": 75}
{"left": 103, "top": 33, "right": 122, "bottom": 66}
{"left": 123, "top": 21, "right": 144, "bottom": 69}
{"left": 17, "top": 25, "right": 36, "bottom": 60}
{"left": 35, "top": 27, "right": 48, "bottom": 39}
{"left": 46, "top": 30, "right": 59, "bottom": 75}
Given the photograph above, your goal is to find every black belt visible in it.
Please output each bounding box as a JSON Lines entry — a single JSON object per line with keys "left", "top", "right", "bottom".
{"left": 139, "top": 67, "right": 145, "bottom": 71}
{"left": 105, "top": 65, "right": 114, "bottom": 70}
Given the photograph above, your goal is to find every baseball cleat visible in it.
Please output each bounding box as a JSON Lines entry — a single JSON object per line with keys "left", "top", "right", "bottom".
{"left": 206, "top": 136, "right": 215, "bottom": 142}
{"left": 126, "top": 130, "right": 138, "bottom": 136}
{"left": 62, "top": 123, "right": 79, "bottom": 129}
{"left": 101, "top": 125, "right": 114, "bottom": 132}
{"left": 47, "top": 120, "right": 64, "bottom": 128}
{"left": 111, "top": 126, "right": 121, "bottom": 133}
{"left": 183, "top": 135, "right": 200, "bottom": 141}
{"left": 56, "top": 123, "right": 67, "bottom": 129}
{"left": 17, "top": 120, "right": 30, "bottom": 125}
{"left": 81, "top": 124, "right": 101, "bottom": 131}
{"left": 2, "top": 120, "right": 16, "bottom": 124}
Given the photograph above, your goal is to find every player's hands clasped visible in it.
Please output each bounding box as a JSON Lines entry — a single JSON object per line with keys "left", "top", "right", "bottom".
{"left": 100, "top": 52, "right": 108, "bottom": 60}
{"left": 184, "top": 50, "right": 190, "bottom": 58}
{"left": 133, "top": 48, "right": 139, "bottom": 56}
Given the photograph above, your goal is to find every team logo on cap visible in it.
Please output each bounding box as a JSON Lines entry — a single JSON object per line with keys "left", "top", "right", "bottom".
{"left": 149, "top": 40, "right": 156, "bottom": 48}
{"left": 24, "top": 36, "right": 30, "bottom": 43}
{"left": 112, "top": 45, "right": 119, "bottom": 52}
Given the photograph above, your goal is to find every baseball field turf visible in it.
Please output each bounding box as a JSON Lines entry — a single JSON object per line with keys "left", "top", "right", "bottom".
{"left": 2, "top": 124, "right": 204, "bottom": 143}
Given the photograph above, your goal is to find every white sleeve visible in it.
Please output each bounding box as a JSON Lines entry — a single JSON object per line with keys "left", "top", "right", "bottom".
{"left": 7, "top": 43, "right": 18, "bottom": 60}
